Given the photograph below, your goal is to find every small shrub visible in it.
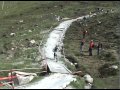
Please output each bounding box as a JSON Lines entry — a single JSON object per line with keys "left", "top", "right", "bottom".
{"left": 74, "top": 51, "right": 80, "bottom": 56}
{"left": 98, "top": 50, "right": 116, "bottom": 61}
{"left": 98, "top": 63, "right": 118, "bottom": 78}
{"left": 14, "top": 48, "right": 22, "bottom": 58}
{"left": 70, "top": 77, "right": 85, "bottom": 89}
{"left": 65, "top": 54, "right": 78, "bottom": 64}
{"left": 3, "top": 42, "right": 12, "bottom": 51}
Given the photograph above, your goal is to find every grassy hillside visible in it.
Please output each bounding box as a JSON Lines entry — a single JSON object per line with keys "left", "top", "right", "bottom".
{"left": 63, "top": 1, "right": 120, "bottom": 89}
{"left": 0, "top": 1, "right": 119, "bottom": 89}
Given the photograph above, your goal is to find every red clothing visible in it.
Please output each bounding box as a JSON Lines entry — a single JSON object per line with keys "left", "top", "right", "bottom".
{"left": 90, "top": 41, "right": 94, "bottom": 48}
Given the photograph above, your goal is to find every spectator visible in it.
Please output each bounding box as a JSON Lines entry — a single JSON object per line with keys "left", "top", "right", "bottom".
{"left": 89, "top": 40, "right": 94, "bottom": 56}
{"left": 97, "top": 41, "right": 103, "bottom": 55}
{"left": 80, "top": 39, "right": 85, "bottom": 55}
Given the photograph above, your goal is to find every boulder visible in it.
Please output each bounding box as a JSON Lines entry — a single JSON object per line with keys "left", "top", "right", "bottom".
{"left": 19, "top": 20, "right": 24, "bottom": 23}
{"left": 84, "top": 83, "right": 92, "bottom": 89}
{"left": 110, "top": 65, "right": 118, "bottom": 69}
{"left": 30, "top": 40, "right": 36, "bottom": 44}
{"left": 10, "top": 33, "right": 15, "bottom": 36}
{"left": 84, "top": 74, "right": 93, "bottom": 84}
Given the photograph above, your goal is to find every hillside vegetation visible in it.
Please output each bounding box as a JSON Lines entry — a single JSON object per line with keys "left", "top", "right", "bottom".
{"left": 0, "top": 1, "right": 119, "bottom": 89}
{"left": 64, "top": 1, "right": 120, "bottom": 89}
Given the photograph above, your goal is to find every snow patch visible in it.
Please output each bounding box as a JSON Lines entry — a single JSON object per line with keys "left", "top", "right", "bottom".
{"left": 22, "top": 73, "right": 76, "bottom": 89}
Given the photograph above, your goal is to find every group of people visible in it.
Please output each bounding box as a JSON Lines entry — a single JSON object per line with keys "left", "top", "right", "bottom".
{"left": 80, "top": 29, "right": 103, "bottom": 56}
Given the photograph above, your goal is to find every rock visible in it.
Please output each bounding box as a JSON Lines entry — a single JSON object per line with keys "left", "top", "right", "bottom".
{"left": 22, "top": 34, "right": 27, "bottom": 36}
{"left": 70, "top": 63, "right": 73, "bottom": 65}
{"left": 84, "top": 74, "right": 93, "bottom": 84}
{"left": 110, "top": 65, "right": 118, "bottom": 69}
{"left": 11, "top": 26, "right": 14, "bottom": 29}
{"left": 74, "top": 63, "right": 77, "bottom": 65}
{"left": 30, "top": 40, "right": 36, "bottom": 44}
{"left": 11, "top": 48, "right": 15, "bottom": 50}
{"left": 84, "top": 83, "right": 92, "bottom": 89}
{"left": 62, "top": 18, "right": 70, "bottom": 20}
{"left": 28, "top": 30, "right": 32, "bottom": 32}
{"left": 19, "top": 20, "right": 23, "bottom": 23}
{"left": 98, "top": 20, "right": 101, "bottom": 24}
{"left": 10, "top": 33, "right": 15, "bottom": 36}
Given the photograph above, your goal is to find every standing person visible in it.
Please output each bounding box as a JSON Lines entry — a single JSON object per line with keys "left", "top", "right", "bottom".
{"left": 61, "top": 45, "right": 64, "bottom": 55}
{"left": 54, "top": 52, "right": 57, "bottom": 62}
{"left": 89, "top": 40, "right": 94, "bottom": 56}
{"left": 80, "top": 39, "right": 85, "bottom": 55}
{"left": 53, "top": 46, "right": 58, "bottom": 61}
{"left": 97, "top": 41, "right": 102, "bottom": 55}
{"left": 96, "top": 7, "right": 100, "bottom": 13}
{"left": 83, "top": 30, "right": 88, "bottom": 39}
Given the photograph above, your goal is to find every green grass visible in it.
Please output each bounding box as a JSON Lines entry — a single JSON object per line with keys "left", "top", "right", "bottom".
{"left": 94, "top": 76, "right": 119, "bottom": 89}
{"left": 0, "top": 1, "right": 60, "bottom": 71}
{"left": 0, "top": 1, "right": 120, "bottom": 89}
{"left": 70, "top": 77, "right": 85, "bottom": 89}
{"left": 63, "top": 2, "right": 120, "bottom": 89}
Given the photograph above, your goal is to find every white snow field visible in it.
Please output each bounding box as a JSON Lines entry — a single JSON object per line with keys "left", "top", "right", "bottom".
{"left": 16, "top": 73, "right": 76, "bottom": 89}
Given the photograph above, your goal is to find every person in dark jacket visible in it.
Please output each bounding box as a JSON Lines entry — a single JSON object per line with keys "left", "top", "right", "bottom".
{"left": 53, "top": 46, "right": 58, "bottom": 61}
{"left": 80, "top": 39, "right": 85, "bottom": 54}
{"left": 97, "top": 41, "right": 102, "bottom": 55}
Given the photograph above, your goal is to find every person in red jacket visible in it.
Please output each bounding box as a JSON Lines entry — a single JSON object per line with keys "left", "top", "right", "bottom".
{"left": 89, "top": 40, "right": 94, "bottom": 56}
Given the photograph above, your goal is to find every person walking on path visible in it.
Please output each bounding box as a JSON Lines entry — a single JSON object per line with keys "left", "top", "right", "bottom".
{"left": 80, "top": 39, "right": 85, "bottom": 55}
{"left": 53, "top": 45, "right": 58, "bottom": 61}
{"left": 97, "top": 41, "right": 102, "bottom": 55}
{"left": 89, "top": 40, "right": 94, "bottom": 56}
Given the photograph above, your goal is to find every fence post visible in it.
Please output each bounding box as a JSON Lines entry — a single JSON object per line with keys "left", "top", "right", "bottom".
{"left": 10, "top": 70, "right": 14, "bottom": 89}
